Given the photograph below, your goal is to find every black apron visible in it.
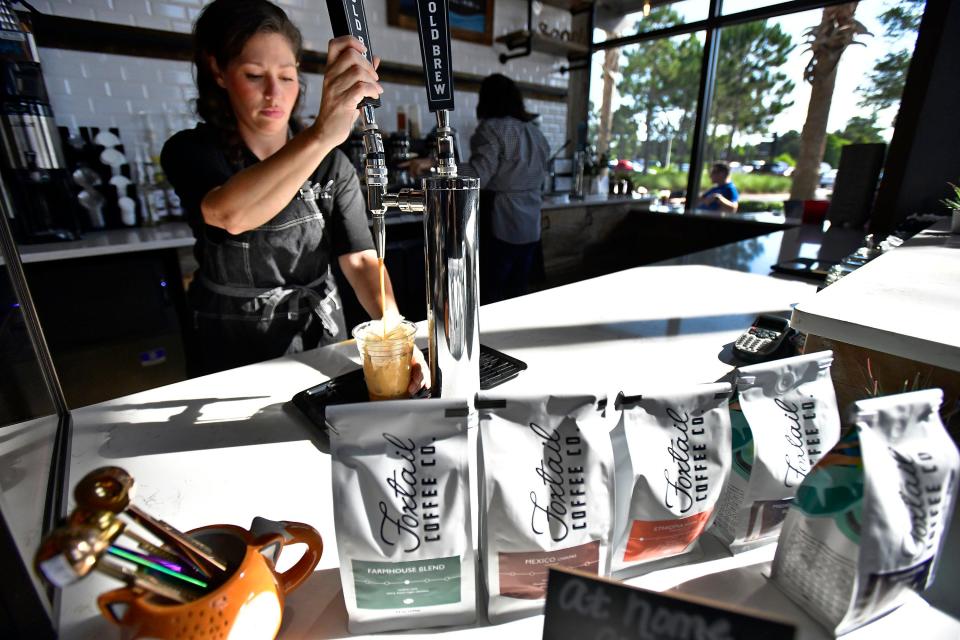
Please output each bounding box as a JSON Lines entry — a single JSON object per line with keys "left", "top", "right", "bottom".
{"left": 189, "top": 173, "right": 347, "bottom": 374}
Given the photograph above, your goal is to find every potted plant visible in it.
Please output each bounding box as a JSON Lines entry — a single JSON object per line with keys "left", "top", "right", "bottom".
{"left": 942, "top": 181, "right": 960, "bottom": 234}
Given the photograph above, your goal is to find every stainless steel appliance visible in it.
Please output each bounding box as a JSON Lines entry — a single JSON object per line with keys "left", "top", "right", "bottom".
{"left": 326, "top": 0, "right": 480, "bottom": 399}
{"left": 0, "top": 2, "right": 79, "bottom": 242}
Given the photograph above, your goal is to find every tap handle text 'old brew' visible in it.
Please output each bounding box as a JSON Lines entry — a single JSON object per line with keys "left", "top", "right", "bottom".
{"left": 414, "top": 0, "right": 455, "bottom": 112}
{"left": 326, "top": 0, "right": 381, "bottom": 109}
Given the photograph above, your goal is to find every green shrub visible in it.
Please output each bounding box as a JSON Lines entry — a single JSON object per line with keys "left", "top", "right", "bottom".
{"left": 738, "top": 200, "right": 784, "bottom": 213}
{"left": 733, "top": 173, "right": 791, "bottom": 194}
{"left": 774, "top": 153, "right": 796, "bottom": 166}
{"left": 623, "top": 170, "right": 792, "bottom": 196}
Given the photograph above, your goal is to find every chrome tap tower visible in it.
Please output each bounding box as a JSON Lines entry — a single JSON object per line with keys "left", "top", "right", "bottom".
{"left": 326, "top": 0, "right": 480, "bottom": 398}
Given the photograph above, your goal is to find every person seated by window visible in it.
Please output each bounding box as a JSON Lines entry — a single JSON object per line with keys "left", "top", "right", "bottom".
{"left": 698, "top": 162, "right": 739, "bottom": 212}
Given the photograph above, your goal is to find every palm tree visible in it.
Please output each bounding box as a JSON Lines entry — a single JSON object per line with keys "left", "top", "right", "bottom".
{"left": 789, "top": 3, "right": 870, "bottom": 202}
{"left": 597, "top": 39, "right": 621, "bottom": 158}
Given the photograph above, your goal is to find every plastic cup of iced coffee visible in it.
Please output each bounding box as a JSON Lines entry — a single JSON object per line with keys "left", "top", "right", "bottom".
{"left": 352, "top": 319, "right": 417, "bottom": 401}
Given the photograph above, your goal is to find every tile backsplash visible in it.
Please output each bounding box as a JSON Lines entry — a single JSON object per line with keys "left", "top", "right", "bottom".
{"left": 37, "top": 0, "right": 570, "bottom": 156}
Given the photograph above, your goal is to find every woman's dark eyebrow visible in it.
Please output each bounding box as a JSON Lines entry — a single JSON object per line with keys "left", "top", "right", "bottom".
{"left": 238, "top": 61, "right": 298, "bottom": 68}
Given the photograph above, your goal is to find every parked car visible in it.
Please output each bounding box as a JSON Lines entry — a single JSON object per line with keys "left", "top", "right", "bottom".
{"left": 728, "top": 161, "right": 746, "bottom": 174}
{"left": 820, "top": 169, "right": 838, "bottom": 188}
{"left": 770, "top": 161, "right": 793, "bottom": 176}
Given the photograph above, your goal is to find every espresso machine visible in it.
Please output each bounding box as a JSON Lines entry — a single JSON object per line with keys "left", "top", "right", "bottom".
{"left": 326, "top": 0, "right": 480, "bottom": 399}
{"left": 0, "top": 2, "right": 79, "bottom": 242}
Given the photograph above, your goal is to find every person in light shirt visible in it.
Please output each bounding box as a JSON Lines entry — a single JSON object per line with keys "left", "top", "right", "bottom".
{"left": 407, "top": 74, "right": 550, "bottom": 302}
{"left": 698, "top": 162, "right": 740, "bottom": 213}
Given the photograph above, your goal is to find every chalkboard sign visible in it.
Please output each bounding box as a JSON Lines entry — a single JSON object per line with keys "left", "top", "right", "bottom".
{"left": 542, "top": 568, "right": 796, "bottom": 640}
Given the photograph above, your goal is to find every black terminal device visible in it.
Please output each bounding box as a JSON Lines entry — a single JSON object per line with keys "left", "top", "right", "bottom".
{"left": 733, "top": 314, "right": 793, "bottom": 362}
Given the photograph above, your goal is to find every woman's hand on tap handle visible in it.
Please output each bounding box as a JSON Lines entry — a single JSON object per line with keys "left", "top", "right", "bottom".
{"left": 311, "top": 36, "right": 382, "bottom": 147}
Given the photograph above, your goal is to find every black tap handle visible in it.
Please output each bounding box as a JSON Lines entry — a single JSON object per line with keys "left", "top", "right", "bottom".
{"left": 414, "top": 0, "right": 455, "bottom": 112}
{"left": 326, "top": 0, "right": 381, "bottom": 108}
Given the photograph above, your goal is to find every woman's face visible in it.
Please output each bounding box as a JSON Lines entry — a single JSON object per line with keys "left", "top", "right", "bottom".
{"left": 215, "top": 31, "right": 299, "bottom": 141}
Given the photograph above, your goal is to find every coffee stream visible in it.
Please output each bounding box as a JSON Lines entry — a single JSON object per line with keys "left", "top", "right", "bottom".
{"left": 378, "top": 257, "right": 386, "bottom": 337}
{"left": 529, "top": 422, "right": 587, "bottom": 542}
{"left": 378, "top": 433, "right": 441, "bottom": 552}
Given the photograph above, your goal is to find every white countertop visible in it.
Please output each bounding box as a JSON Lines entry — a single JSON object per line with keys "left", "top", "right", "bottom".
{"left": 42, "top": 258, "right": 959, "bottom": 638}
{"left": 791, "top": 219, "right": 960, "bottom": 370}
{"left": 13, "top": 224, "right": 196, "bottom": 264}
{"left": 7, "top": 213, "right": 425, "bottom": 265}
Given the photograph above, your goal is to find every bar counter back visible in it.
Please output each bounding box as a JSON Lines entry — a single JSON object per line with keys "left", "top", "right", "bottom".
{"left": 5, "top": 227, "right": 956, "bottom": 639}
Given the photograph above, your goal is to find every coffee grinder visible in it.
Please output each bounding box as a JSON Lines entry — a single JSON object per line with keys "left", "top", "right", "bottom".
{"left": 0, "top": 2, "right": 79, "bottom": 243}
{"left": 326, "top": 0, "right": 480, "bottom": 399}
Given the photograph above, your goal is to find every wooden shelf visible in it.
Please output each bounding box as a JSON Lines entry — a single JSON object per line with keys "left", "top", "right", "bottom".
{"left": 539, "top": 0, "right": 593, "bottom": 12}
{"left": 26, "top": 12, "right": 568, "bottom": 102}
{"left": 496, "top": 30, "right": 589, "bottom": 58}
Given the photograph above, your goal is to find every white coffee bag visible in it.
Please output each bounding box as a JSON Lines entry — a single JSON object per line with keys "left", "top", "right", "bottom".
{"left": 477, "top": 393, "right": 614, "bottom": 624}
{"left": 771, "top": 389, "right": 959, "bottom": 635}
{"left": 328, "top": 399, "right": 476, "bottom": 634}
{"left": 610, "top": 383, "right": 733, "bottom": 575}
{"left": 710, "top": 351, "right": 840, "bottom": 552}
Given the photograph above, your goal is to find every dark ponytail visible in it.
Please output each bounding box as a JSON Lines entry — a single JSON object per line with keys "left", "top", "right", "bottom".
{"left": 476, "top": 74, "right": 537, "bottom": 122}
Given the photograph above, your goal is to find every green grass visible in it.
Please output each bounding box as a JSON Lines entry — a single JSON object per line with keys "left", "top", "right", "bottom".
{"left": 612, "top": 170, "right": 792, "bottom": 195}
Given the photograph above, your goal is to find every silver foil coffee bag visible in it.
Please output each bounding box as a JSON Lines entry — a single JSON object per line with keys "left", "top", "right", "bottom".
{"left": 610, "top": 383, "right": 733, "bottom": 575}
{"left": 477, "top": 393, "right": 615, "bottom": 624}
{"left": 328, "top": 399, "right": 476, "bottom": 634}
{"left": 710, "top": 351, "right": 840, "bottom": 552}
{"left": 771, "top": 388, "right": 959, "bottom": 635}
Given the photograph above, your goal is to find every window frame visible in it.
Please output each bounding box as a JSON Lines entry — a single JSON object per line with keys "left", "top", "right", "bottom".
{"left": 590, "top": 0, "right": 865, "bottom": 211}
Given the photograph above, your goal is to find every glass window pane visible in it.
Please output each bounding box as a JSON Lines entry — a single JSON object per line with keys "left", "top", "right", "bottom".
{"left": 694, "top": 2, "right": 925, "bottom": 214}
{"left": 0, "top": 264, "right": 56, "bottom": 428}
{"left": 589, "top": 32, "right": 705, "bottom": 200}
{"left": 0, "top": 259, "right": 58, "bottom": 619}
{"left": 594, "top": 0, "right": 709, "bottom": 44}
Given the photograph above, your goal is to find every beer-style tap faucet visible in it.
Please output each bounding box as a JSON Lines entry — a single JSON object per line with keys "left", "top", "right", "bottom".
{"left": 328, "top": 0, "right": 480, "bottom": 398}
{"left": 358, "top": 104, "right": 387, "bottom": 258}
{"left": 326, "top": 0, "right": 388, "bottom": 259}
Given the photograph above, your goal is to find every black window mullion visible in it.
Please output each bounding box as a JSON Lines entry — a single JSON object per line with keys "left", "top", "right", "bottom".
{"left": 685, "top": 0, "right": 724, "bottom": 213}
{"left": 592, "top": 0, "right": 848, "bottom": 52}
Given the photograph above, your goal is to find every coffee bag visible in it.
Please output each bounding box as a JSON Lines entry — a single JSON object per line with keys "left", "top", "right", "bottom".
{"left": 771, "top": 389, "right": 959, "bottom": 635}
{"left": 710, "top": 351, "right": 840, "bottom": 552}
{"left": 477, "top": 393, "right": 614, "bottom": 623}
{"left": 328, "top": 399, "right": 476, "bottom": 633}
{"left": 610, "top": 383, "right": 733, "bottom": 575}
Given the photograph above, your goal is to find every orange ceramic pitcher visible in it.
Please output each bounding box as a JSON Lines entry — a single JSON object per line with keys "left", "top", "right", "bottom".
{"left": 98, "top": 522, "right": 322, "bottom": 640}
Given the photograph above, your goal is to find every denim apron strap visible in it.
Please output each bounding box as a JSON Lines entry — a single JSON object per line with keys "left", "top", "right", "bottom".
{"left": 196, "top": 272, "right": 342, "bottom": 337}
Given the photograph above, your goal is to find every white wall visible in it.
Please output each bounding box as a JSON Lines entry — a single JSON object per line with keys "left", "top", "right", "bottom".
{"left": 35, "top": 0, "right": 570, "bottom": 156}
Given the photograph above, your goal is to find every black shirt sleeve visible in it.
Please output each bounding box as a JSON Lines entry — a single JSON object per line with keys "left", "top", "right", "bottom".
{"left": 326, "top": 149, "right": 374, "bottom": 256}
{"left": 161, "top": 125, "right": 234, "bottom": 231}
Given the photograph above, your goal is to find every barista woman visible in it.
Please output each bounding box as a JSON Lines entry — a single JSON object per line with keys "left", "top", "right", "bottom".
{"left": 163, "top": 0, "right": 424, "bottom": 387}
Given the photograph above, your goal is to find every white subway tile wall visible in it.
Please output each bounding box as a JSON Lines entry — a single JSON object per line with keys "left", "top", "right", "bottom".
{"left": 39, "top": 0, "right": 569, "bottom": 154}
